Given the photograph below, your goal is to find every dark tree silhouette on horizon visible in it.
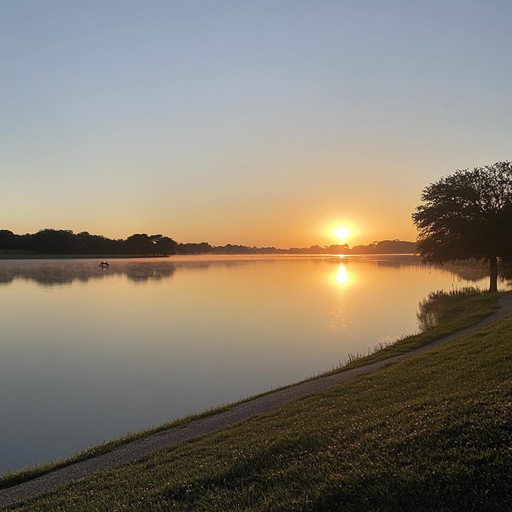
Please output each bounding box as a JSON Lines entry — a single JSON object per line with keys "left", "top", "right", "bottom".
{"left": 412, "top": 161, "right": 512, "bottom": 292}
{"left": 125, "top": 234, "right": 177, "bottom": 256}
{"left": 0, "top": 229, "right": 178, "bottom": 256}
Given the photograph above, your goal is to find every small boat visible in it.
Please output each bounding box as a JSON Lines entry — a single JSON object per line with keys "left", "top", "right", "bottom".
{"left": 99, "top": 261, "right": 110, "bottom": 268}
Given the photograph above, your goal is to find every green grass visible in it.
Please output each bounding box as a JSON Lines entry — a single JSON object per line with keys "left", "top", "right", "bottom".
{"left": 2, "top": 290, "right": 511, "bottom": 511}
{"left": 0, "top": 290, "right": 500, "bottom": 493}
{"left": 340, "top": 287, "right": 500, "bottom": 369}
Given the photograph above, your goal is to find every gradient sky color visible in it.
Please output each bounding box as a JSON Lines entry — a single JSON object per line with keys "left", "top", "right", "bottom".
{"left": 1, "top": 1, "right": 511, "bottom": 247}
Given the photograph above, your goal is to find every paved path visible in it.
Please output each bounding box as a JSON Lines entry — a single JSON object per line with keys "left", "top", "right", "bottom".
{"left": 2, "top": 295, "right": 512, "bottom": 508}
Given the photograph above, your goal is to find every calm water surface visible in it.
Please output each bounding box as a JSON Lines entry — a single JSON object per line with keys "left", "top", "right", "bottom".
{"left": 0, "top": 255, "right": 492, "bottom": 473}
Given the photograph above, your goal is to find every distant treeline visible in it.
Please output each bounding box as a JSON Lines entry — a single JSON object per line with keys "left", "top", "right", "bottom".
{"left": 0, "top": 229, "right": 178, "bottom": 256}
{"left": 0, "top": 229, "right": 417, "bottom": 256}
{"left": 179, "top": 239, "right": 417, "bottom": 255}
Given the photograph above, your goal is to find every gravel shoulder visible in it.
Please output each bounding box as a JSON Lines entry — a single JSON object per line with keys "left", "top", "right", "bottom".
{"left": 2, "top": 295, "right": 512, "bottom": 507}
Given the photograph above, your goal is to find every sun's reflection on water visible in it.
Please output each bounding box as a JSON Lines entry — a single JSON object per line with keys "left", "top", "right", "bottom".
{"left": 335, "top": 263, "right": 349, "bottom": 285}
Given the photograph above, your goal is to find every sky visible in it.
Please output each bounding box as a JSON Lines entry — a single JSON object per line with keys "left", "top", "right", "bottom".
{"left": 1, "top": 0, "right": 511, "bottom": 248}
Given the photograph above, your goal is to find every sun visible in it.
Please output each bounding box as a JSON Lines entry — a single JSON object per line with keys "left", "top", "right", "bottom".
{"left": 333, "top": 226, "right": 351, "bottom": 242}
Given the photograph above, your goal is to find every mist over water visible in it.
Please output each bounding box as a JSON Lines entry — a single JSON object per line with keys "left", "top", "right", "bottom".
{"left": 0, "top": 255, "right": 496, "bottom": 474}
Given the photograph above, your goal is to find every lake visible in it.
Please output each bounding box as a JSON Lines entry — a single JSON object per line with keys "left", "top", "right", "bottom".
{"left": 0, "top": 254, "right": 494, "bottom": 474}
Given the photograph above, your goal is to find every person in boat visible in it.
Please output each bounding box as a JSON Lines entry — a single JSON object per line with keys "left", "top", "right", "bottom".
{"left": 99, "top": 261, "right": 109, "bottom": 268}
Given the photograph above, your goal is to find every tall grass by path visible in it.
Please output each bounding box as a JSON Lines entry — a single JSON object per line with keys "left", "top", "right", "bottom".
{"left": 341, "top": 287, "right": 500, "bottom": 368}
{"left": 2, "top": 291, "right": 511, "bottom": 511}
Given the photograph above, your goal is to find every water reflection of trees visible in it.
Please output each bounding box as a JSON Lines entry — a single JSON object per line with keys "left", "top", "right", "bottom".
{"left": 442, "top": 261, "right": 489, "bottom": 282}
{"left": 368, "top": 257, "right": 496, "bottom": 283}
{"left": 0, "top": 258, "right": 269, "bottom": 287}
{"left": 0, "top": 255, "right": 508, "bottom": 288}
{"left": 0, "top": 261, "right": 177, "bottom": 287}
{"left": 322, "top": 255, "right": 500, "bottom": 281}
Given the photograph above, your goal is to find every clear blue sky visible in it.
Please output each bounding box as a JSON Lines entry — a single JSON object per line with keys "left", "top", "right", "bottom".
{"left": 1, "top": 0, "right": 511, "bottom": 247}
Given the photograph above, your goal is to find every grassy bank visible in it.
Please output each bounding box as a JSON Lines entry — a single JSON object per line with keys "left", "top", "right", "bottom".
{"left": 342, "top": 288, "right": 500, "bottom": 369}
{"left": 2, "top": 291, "right": 511, "bottom": 511}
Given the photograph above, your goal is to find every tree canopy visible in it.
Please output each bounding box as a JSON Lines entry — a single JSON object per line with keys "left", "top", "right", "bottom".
{"left": 0, "top": 229, "right": 178, "bottom": 256}
{"left": 412, "top": 161, "right": 512, "bottom": 292}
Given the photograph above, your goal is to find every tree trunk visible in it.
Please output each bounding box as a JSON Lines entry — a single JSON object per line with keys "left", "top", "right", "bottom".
{"left": 489, "top": 255, "right": 498, "bottom": 293}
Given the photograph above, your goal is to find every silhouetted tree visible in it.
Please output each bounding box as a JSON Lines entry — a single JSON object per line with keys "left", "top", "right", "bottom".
{"left": 153, "top": 236, "right": 177, "bottom": 256}
{"left": 412, "top": 162, "right": 512, "bottom": 292}
{"left": 177, "top": 242, "right": 213, "bottom": 254}
{"left": 0, "top": 229, "right": 179, "bottom": 256}
{"left": 0, "top": 230, "right": 16, "bottom": 252}
{"left": 76, "top": 231, "right": 118, "bottom": 254}
{"left": 125, "top": 234, "right": 154, "bottom": 255}
{"left": 32, "top": 229, "right": 86, "bottom": 254}
{"left": 350, "top": 240, "right": 416, "bottom": 254}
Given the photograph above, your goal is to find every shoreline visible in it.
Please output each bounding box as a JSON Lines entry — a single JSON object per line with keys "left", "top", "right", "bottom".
{"left": 1, "top": 293, "right": 511, "bottom": 507}
{"left": 0, "top": 252, "right": 420, "bottom": 260}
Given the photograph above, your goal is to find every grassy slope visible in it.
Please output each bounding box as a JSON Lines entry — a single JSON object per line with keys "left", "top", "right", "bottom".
{"left": 3, "top": 293, "right": 511, "bottom": 511}
{"left": 342, "top": 290, "right": 499, "bottom": 368}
